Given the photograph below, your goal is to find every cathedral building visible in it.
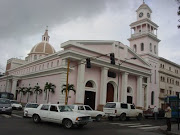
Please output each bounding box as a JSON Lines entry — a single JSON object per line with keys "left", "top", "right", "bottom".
{"left": 0, "top": 2, "right": 179, "bottom": 110}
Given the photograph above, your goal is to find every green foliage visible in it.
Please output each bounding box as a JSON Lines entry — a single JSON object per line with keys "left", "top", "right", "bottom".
{"left": 44, "top": 82, "right": 56, "bottom": 103}
{"left": 61, "top": 84, "right": 76, "bottom": 95}
{"left": 33, "top": 85, "right": 42, "bottom": 103}
{"left": 44, "top": 82, "right": 56, "bottom": 93}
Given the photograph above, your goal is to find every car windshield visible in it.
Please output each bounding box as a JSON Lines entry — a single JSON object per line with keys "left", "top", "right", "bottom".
{"left": 11, "top": 100, "right": 19, "bottom": 104}
{"left": 58, "top": 105, "right": 73, "bottom": 112}
{"left": 104, "top": 103, "right": 116, "bottom": 108}
{"left": 67, "top": 105, "right": 74, "bottom": 109}
{"left": 0, "top": 98, "right": 11, "bottom": 104}
{"left": 25, "top": 103, "right": 39, "bottom": 108}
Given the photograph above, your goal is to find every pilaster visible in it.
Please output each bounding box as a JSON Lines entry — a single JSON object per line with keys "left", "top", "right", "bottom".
{"left": 121, "top": 72, "right": 129, "bottom": 103}
{"left": 75, "top": 61, "right": 85, "bottom": 104}
{"left": 137, "top": 76, "right": 143, "bottom": 108}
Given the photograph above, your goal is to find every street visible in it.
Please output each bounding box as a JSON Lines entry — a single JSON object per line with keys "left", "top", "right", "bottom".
{"left": 0, "top": 110, "right": 167, "bottom": 135}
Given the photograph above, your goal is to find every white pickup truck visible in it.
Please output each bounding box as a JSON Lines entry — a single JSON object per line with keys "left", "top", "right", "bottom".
{"left": 68, "top": 105, "right": 105, "bottom": 121}
{"left": 31, "top": 104, "right": 92, "bottom": 129}
{"left": 103, "top": 102, "right": 143, "bottom": 121}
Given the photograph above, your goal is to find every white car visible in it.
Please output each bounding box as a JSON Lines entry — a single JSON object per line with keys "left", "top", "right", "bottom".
{"left": 68, "top": 105, "right": 105, "bottom": 121}
{"left": 103, "top": 102, "right": 143, "bottom": 121}
{"left": 10, "top": 100, "right": 22, "bottom": 110}
{"left": 31, "top": 104, "right": 92, "bottom": 128}
{"left": 23, "top": 103, "right": 39, "bottom": 118}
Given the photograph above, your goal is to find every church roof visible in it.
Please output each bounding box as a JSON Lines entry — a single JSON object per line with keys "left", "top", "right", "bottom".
{"left": 30, "top": 41, "right": 56, "bottom": 54}
{"left": 136, "top": 2, "right": 152, "bottom": 13}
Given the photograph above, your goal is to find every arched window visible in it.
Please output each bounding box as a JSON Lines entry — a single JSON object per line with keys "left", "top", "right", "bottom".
{"left": 150, "top": 43, "right": 152, "bottom": 52}
{"left": 151, "top": 91, "right": 154, "bottom": 105}
{"left": 57, "top": 60, "right": 59, "bottom": 66}
{"left": 154, "top": 45, "right": 156, "bottom": 54}
{"left": 133, "top": 44, "right": 137, "bottom": 52}
{"left": 85, "top": 81, "right": 93, "bottom": 88}
{"left": 47, "top": 63, "right": 49, "bottom": 68}
{"left": 51, "top": 62, "right": 53, "bottom": 67}
{"left": 34, "top": 55, "right": 37, "bottom": 60}
{"left": 141, "top": 43, "right": 144, "bottom": 51}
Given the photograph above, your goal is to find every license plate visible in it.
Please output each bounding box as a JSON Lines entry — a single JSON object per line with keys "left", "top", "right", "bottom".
{"left": 2, "top": 108, "right": 5, "bottom": 111}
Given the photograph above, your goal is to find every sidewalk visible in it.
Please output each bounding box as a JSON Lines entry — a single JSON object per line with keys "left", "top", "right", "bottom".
{"left": 159, "top": 124, "right": 180, "bottom": 135}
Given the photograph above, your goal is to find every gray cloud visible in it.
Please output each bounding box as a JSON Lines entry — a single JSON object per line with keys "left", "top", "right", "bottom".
{"left": 0, "top": 0, "right": 179, "bottom": 72}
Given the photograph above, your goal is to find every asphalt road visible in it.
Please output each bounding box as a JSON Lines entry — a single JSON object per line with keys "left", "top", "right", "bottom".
{"left": 0, "top": 111, "right": 167, "bottom": 135}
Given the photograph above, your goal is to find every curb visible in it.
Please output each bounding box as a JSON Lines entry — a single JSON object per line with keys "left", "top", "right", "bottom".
{"left": 158, "top": 128, "right": 179, "bottom": 135}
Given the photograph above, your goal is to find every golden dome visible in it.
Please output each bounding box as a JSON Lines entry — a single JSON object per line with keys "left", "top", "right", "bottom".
{"left": 30, "top": 41, "right": 56, "bottom": 54}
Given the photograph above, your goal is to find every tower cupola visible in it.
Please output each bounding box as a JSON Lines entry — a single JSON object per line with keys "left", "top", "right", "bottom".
{"left": 136, "top": 1, "right": 152, "bottom": 21}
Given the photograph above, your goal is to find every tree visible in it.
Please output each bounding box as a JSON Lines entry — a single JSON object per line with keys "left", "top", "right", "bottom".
{"left": 24, "top": 87, "right": 33, "bottom": 103}
{"left": 44, "top": 82, "right": 56, "bottom": 103}
{"left": 33, "top": 85, "right": 42, "bottom": 103}
{"left": 61, "top": 84, "right": 76, "bottom": 103}
{"left": 17, "top": 87, "right": 26, "bottom": 103}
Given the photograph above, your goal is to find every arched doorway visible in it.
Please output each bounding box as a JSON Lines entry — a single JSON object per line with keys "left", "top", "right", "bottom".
{"left": 84, "top": 81, "right": 96, "bottom": 110}
{"left": 106, "top": 83, "right": 114, "bottom": 102}
{"left": 127, "top": 87, "right": 133, "bottom": 104}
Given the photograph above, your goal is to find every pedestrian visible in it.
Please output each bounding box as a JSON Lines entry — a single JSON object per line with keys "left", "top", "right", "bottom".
{"left": 165, "top": 103, "right": 172, "bottom": 131}
{"left": 153, "top": 106, "right": 158, "bottom": 120}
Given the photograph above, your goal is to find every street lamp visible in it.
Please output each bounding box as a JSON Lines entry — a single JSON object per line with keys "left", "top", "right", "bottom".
{"left": 116, "top": 57, "right": 137, "bottom": 102}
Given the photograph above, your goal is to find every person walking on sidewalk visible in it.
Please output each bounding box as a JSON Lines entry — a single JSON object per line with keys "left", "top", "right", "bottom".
{"left": 165, "top": 103, "right": 172, "bottom": 131}
{"left": 153, "top": 106, "right": 158, "bottom": 120}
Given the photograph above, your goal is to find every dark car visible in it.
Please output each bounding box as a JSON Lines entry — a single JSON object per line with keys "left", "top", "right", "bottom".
{"left": 143, "top": 108, "right": 165, "bottom": 119}
{"left": 0, "top": 98, "right": 12, "bottom": 115}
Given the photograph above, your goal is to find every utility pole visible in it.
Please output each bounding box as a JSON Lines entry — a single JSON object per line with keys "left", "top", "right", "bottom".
{"left": 65, "top": 59, "right": 70, "bottom": 105}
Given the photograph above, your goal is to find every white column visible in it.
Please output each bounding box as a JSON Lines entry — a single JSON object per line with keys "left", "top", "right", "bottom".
{"left": 145, "top": 78, "right": 150, "bottom": 109}
{"left": 121, "top": 72, "right": 129, "bottom": 103}
{"left": 100, "top": 67, "right": 108, "bottom": 105}
{"left": 75, "top": 61, "right": 85, "bottom": 104}
{"left": 6, "top": 80, "right": 10, "bottom": 92}
{"left": 11, "top": 79, "right": 18, "bottom": 95}
{"left": 137, "top": 76, "right": 143, "bottom": 108}
{"left": 58, "top": 59, "right": 67, "bottom": 104}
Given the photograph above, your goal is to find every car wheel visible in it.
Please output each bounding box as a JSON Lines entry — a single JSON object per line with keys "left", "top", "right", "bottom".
{"left": 120, "top": 113, "right": 126, "bottom": 121}
{"left": 145, "top": 116, "right": 148, "bottom": 119}
{"left": 33, "top": 114, "right": 41, "bottom": 123}
{"left": 137, "top": 113, "right": 143, "bottom": 121}
{"left": 96, "top": 115, "right": 102, "bottom": 122}
{"left": 77, "top": 124, "right": 85, "bottom": 128}
{"left": 108, "top": 116, "right": 113, "bottom": 121}
{"left": 63, "top": 119, "right": 73, "bottom": 129}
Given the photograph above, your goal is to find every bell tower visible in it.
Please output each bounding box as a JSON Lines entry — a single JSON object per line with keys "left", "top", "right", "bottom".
{"left": 128, "top": 1, "right": 160, "bottom": 56}
{"left": 128, "top": 1, "right": 161, "bottom": 109}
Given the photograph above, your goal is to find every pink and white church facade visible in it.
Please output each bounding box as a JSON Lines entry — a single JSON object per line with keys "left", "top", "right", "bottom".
{"left": 0, "top": 2, "right": 161, "bottom": 110}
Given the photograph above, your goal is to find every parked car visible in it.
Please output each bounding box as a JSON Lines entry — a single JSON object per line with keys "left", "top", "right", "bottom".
{"left": 0, "top": 98, "right": 12, "bottom": 115}
{"left": 31, "top": 104, "right": 92, "bottom": 128}
{"left": 10, "top": 100, "right": 22, "bottom": 110}
{"left": 68, "top": 105, "right": 105, "bottom": 121}
{"left": 103, "top": 102, "right": 143, "bottom": 121}
{"left": 24, "top": 103, "right": 39, "bottom": 118}
{"left": 143, "top": 108, "right": 165, "bottom": 119}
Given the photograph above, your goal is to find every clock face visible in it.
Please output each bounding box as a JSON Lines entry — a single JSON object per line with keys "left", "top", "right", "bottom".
{"left": 147, "top": 13, "right": 150, "bottom": 18}
{"left": 139, "top": 12, "right": 143, "bottom": 18}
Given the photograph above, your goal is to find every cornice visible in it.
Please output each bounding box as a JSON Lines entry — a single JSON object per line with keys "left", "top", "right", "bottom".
{"left": 130, "top": 18, "right": 158, "bottom": 28}
{"left": 159, "top": 70, "right": 180, "bottom": 79}
{"left": 128, "top": 33, "right": 161, "bottom": 42}
{"left": 159, "top": 57, "right": 180, "bottom": 68}
{"left": 60, "top": 50, "right": 151, "bottom": 77}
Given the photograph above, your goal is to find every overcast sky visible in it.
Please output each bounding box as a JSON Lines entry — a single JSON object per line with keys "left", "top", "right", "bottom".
{"left": 0, "top": 0, "right": 179, "bottom": 72}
